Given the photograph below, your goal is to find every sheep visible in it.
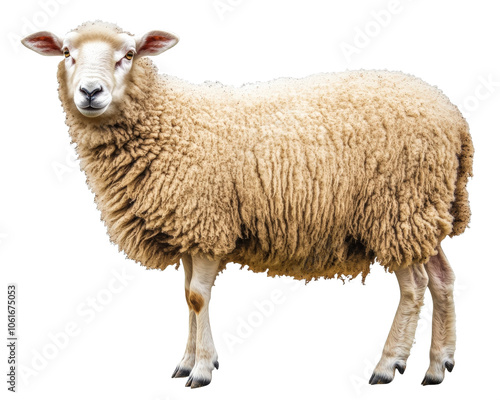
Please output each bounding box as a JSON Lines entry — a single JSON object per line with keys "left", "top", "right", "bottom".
{"left": 22, "top": 21, "right": 473, "bottom": 388}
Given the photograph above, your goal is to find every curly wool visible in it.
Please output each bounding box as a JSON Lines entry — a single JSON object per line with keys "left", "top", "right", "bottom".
{"left": 57, "top": 57, "right": 473, "bottom": 282}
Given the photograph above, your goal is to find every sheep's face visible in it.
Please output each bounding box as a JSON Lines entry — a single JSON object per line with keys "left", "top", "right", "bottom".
{"left": 22, "top": 25, "right": 178, "bottom": 118}
{"left": 60, "top": 33, "right": 136, "bottom": 118}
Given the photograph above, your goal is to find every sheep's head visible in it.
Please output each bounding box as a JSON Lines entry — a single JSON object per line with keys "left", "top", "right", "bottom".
{"left": 22, "top": 22, "right": 178, "bottom": 118}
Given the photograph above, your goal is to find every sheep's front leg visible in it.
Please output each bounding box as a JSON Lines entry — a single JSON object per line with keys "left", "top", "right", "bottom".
{"left": 421, "top": 245, "right": 456, "bottom": 385}
{"left": 185, "top": 254, "right": 220, "bottom": 388}
{"left": 370, "top": 264, "right": 429, "bottom": 384}
{"left": 172, "top": 254, "right": 197, "bottom": 378}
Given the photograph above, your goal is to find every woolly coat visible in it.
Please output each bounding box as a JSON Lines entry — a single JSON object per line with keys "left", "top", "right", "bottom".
{"left": 57, "top": 57, "right": 473, "bottom": 282}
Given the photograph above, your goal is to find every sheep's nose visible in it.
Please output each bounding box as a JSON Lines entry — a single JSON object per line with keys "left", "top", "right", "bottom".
{"left": 80, "top": 85, "right": 102, "bottom": 100}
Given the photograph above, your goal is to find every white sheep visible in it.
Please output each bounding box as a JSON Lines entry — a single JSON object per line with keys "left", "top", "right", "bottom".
{"left": 22, "top": 21, "right": 473, "bottom": 388}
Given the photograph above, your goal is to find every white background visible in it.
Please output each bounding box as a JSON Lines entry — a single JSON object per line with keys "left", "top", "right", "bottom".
{"left": 1, "top": 0, "right": 499, "bottom": 399}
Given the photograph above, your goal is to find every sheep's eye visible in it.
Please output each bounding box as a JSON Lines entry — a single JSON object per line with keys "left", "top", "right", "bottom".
{"left": 63, "top": 49, "right": 70, "bottom": 58}
{"left": 125, "top": 51, "right": 134, "bottom": 60}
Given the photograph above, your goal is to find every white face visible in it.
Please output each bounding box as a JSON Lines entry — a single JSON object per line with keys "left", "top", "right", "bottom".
{"left": 63, "top": 33, "right": 137, "bottom": 117}
{"left": 21, "top": 26, "right": 179, "bottom": 119}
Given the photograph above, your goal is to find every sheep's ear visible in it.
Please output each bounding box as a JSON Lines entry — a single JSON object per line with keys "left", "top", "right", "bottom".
{"left": 136, "top": 30, "right": 179, "bottom": 57}
{"left": 21, "top": 31, "right": 63, "bottom": 56}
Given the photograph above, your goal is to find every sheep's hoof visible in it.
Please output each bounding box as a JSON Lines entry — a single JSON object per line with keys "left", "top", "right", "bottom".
{"left": 369, "top": 360, "right": 405, "bottom": 385}
{"left": 369, "top": 373, "right": 393, "bottom": 385}
{"left": 186, "top": 375, "right": 211, "bottom": 389}
{"left": 171, "top": 366, "right": 191, "bottom": 378}
{"left": 422, "top": 359, "right": 454, "bottom": 385}
{"left": 421, "top": 375, "right": 443, "bottom": 386}
{"left": 185, "top": 360, "right": 215, "bottom": 388}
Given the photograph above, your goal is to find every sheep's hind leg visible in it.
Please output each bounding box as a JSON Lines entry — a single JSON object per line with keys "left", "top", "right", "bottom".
{"left": 421, "top": 245, "right": 456, "bottom": 385}
{"left": 370, "top": 264, "right": 429, "bottom": 384}
{"left": 185, "top": 254, "right": 220, "bottom": 389}
{"left": 172, "top": 254, "right": 197, "bottom": 378}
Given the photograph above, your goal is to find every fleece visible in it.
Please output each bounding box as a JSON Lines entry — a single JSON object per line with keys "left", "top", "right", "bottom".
{"left": 57, "top": 43, "right": 473, "bottom": 282}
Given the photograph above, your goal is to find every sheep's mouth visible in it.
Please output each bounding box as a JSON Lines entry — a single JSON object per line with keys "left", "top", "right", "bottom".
{"left": 73, "top": 89, "right": 112, "bottom": 118}
{"left": 82, "top": 104, "right": 105, "bottom": 110}
{"left": 76, "top": 103, "right": 109, "bottom": 118}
